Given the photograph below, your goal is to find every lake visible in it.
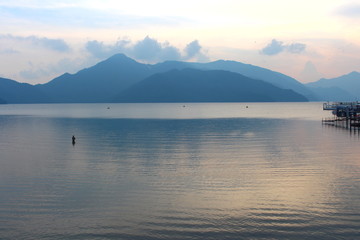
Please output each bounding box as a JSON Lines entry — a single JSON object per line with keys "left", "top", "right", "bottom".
{"left": 0, "top": 102, "right": 359, "bottom": 239}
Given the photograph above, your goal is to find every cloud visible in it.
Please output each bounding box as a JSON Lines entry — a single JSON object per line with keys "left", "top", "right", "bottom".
{"left": 0, "top": 48, "right": 19, "bottom": 54}
{"left": 287, "top": 43, "right": 306, "bottom": 54}
{"left": 184, "top": 40, "right": 202, "bottom": 59}
{"left": 132, "top": 37, "right": 184, "bottom": 61}
{"left": 19, "top": 57, "right": 89, "bottom": 81}
{"left": 260, "top": 39, "right": 285, "bottom": 55}
{"left": 85, "top": 40, "right": 129, "bottom": 59}
{"left": 336, "top": 4, "right": 360, "bottom": 18}
{"left": 299, "top": 61, "right": 323, "bottom": 82}
{"left": 85, "top": 36, "right": 205, "bottom": 62}
{"left": 33, "top": 37, "right": 70, "bottom": 52}
{"left": 261, "top": 39, "right": 306, "bottom": 56}
{"left": 158, "top": 43, "right": 182, "bottom": 61}
{"left": 0, "top": 5, "right": 185, "bottom": 30}
{"left": 19, "top": 68, "right": 48, "bottom": 80}
{"left": 0, "top": 34, "right": 71, "bottom": 52}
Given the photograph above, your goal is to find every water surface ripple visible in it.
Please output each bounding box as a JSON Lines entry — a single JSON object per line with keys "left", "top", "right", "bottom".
{"left": 0, "top": 103, "right": 359, "bottom": 239}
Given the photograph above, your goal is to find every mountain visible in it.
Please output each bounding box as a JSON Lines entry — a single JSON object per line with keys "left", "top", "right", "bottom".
{"left": 189, "top": 60, "right": 317, "bottom": 100}
{"left": 33, "top": 54, "right": 314, "bottom": 103}
{"left": 0, "top": 97, "right": 6, "bottom": 104}
{"left": 114, "top": 69, "right": 308, "bottom": 103}
{"left": 305, "top": 86, "right": 355, "bottom": 102}
{"left": 306, "top": 71, "right": 360, "bottom": 101}
{"left": 35, "top": 54, "right": 152, "bottom": 103}
{"left": 152, "top": 60, "right": 317, "bottom": 100}
{"left": 0, "top": 77, "right": 50, "bottom": 103}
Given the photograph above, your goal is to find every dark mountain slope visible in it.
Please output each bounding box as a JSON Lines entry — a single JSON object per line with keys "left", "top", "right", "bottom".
{"left": 114, "top": 69, "right": 308, "bottom": 103}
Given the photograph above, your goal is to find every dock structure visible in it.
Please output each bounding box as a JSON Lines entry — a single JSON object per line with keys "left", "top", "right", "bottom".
{"left": 323, "top": 102, "right": 360, "bottom": 129}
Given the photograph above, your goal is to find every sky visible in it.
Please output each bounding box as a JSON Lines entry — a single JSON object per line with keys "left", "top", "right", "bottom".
{"left": 0, "top": 0, "right": 359, "bottom": 84}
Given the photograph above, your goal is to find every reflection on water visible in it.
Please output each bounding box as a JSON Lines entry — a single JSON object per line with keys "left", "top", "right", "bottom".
{"left": 0, "top": 104, "right": 360, "bottom": 239}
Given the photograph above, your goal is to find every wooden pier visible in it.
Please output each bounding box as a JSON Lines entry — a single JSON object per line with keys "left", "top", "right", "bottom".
{"left": 322, "top": 102, "right": 360, "bottom": 129}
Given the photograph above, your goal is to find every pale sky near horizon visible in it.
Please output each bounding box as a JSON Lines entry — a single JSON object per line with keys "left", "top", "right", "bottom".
{"left": 0, "top": 0, "right": 359, "bottom": 84}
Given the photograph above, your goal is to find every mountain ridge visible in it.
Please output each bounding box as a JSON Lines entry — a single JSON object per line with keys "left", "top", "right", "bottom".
{"left": 114, "top": 68, "right": 308, "bottom": 103}
{"left": 0, "top": 77, "right": 51, "bottom": 103}
{"left": 2, "top": 53, "right": 358, "bottom": 103}
{"left": 32, "top": 53, "right": 311, "bottom": 103}
{"left": 306, "top": 71, "right": 360, "bottom": 101}
{"left": 35, "top": 53, "right": 152, "bottom": 102}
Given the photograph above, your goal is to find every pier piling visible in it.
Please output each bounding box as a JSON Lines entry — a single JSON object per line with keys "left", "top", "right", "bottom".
{"left": 322, "top": 102, "right": 360, "bottom": 130}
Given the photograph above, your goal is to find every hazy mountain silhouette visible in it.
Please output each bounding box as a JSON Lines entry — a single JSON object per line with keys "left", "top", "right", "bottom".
{"left": 306, "top": 71, "right": 360, "bottom": 101}
{"left": 35, "top": 54, "right": 152, "bottom": 102}
{"left": 152, "top": 60, "right": 317, "bottom": 100}
{"left": 189, "top": 60, "right": 317, "bottom": 100}
{"left": 34, "top": 54, "right": 314, "bottom": 103}
{"left": 114, "top": 69, "right": 308, "bottom": 102}
{"left": 1, "top": 54, "right": 325, "bottom": 103}
{"left": 0, "top": 77, "right": 50, "bottom": 103}
{"left": 305, "top": 87, "right": 355, "bottom": 102}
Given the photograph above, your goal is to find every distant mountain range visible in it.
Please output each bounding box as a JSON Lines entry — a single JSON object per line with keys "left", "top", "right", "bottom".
{"left": 187, "top": 60, "right": 316, "bottom": 100}
{"left": 306, "top": 71, "right": 360, "bottom": 101}
{"left": 114, "top": 68, "right": 307, "bottom": 102}
{"left": 0, "top": 53, "right": 358, "bottom": 104}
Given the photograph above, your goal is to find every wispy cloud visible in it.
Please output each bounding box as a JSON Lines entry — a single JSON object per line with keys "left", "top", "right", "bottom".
{"left": 0, "top": 5, "right": 186, "bottom": 29}
{"left": 336, "top": 3, "right": 360, "bottom": 18}
{"left": 19, "top": 57, "right": 89, "bottom": 81}
{"left": 0, "top": 48, "right": 19, "bottom": 55}
{"left": 19, "top": 67, "right": 48, "bottom": 80}
{"left": 287, "top": 43, "right": 307, "bottom": 54}
{"left": 260, "top": 39, "right": 306, "bottom": 56}
{"left": 0, "top": 34, "right": 70, "bottom": 52}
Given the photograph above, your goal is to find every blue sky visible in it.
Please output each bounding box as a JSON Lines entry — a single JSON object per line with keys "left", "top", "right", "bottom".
{"left": 0, "top": 0, "right": 359, "bottom": 84}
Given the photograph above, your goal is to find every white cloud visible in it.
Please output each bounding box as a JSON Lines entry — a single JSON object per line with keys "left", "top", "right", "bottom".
{"left": 260, "top": 39, "right": 306, "bottom": 56}
{"left": 85, "top": 36, "right": 206, "bottom": 62}
{"left": 260, "top": 39, "right": 285, "bottom": 55}
{"left": 0, "top": 34, "right": 208, "bottom": 83}
{"left": 184, "top": 40, "right": 202, "bottom": 60}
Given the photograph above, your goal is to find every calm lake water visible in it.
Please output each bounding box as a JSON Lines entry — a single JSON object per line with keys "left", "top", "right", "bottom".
{"left": 0, "top": 102, "right": 359, "bottom": 240}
